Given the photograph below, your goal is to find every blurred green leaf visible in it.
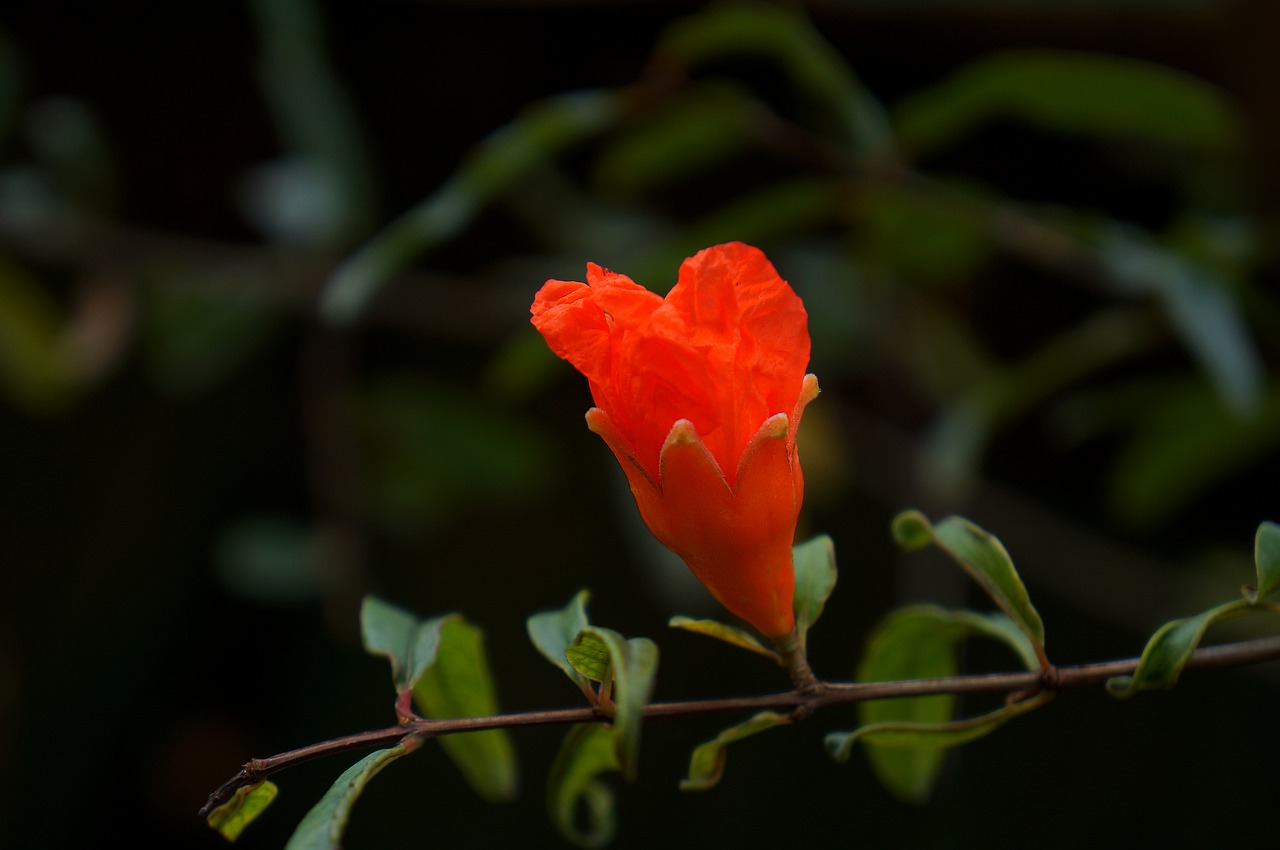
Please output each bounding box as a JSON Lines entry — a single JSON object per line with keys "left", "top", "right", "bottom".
{"left": 213, "top": 517, "right": 328, "bottom": 603}
{"left": 658, "top": 2, "right": 892, "bottom": 154}
{"left": 285, "top": 744, "right": 413, "bottom": 850}
{"left": 792, "top": 534, "right": 837, "bottom": 648}
{"left": 568, "top": 627, "right": 659, "bottom": 781}
{"left": 547, "top": 724, "right": 620, "bottom": 849}
{"left": 595, "top": 87, "right": 752, "bottom": 197}
{"left": 355, "top": 376, "right": 552, "bottom": 535}
{"left": 359, "top": 596, "right": 454, "bottom": 695}
{"left": 667, "top": 616, "right": 780, "bottom": 662}
{"left": 922, "top": 308, "right": 1158, "bottom": 499}
{"left": 892, "top": 512, "right": 1047, "bottom": 663}
{"left": 1107, "top": 600, "right": 1250, "bottom": 698}
{"left": 1097, "top": 224, "right": 1263, "bottom": 415}
{"left": 413, "top": 619, "right": 519, "bottom": 804}
{"left": 1107, "top": 381, "right": 1280, "bottom": 529}
{"left": 205, "top": 781, "right": 278, "bottom": 843}
{"left": 248, "top": 0, "right": 377, "bottom": 246}
{"left": 854, "top": 183, "right": 991, "bottom": 284}
{"left": 142, "top": 276, "right": 278, "bottom": 397}
{"left": 25, "top": 97, "right": 116, "bottom": 212}
{"left": 1253, "top": 522, "right": 1280, "bottom": 603}
{"left": 680, "top": 711, "right": 790, "bottom": 792}
{"left": 831, "top": 605, "right": 1046, "bottom": 802}
{"left": 528, "top": 590, "right": 593, "bottom": 691}
{"left": 896, "top": 49, "right": 1242, "bottom": 157}
{"left": 0, "top": 259, "right": 76, "bottom": 413}
{"left": 321, "top": 88, "right": 622, "bottom": 323}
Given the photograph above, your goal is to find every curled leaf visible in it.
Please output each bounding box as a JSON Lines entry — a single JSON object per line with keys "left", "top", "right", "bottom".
{"left": 680, "top": 711, "right": 790, "bottom": 792}
{"left": 1107, "top": 600, "right": 1251, "bottom": 698}
{"left": 547, "top": 725, "right": 620, "bottom": 849}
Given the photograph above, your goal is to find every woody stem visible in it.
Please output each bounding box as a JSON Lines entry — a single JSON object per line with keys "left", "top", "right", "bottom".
{"left": 775, "top": 630, "right": 822, "bottom": 694}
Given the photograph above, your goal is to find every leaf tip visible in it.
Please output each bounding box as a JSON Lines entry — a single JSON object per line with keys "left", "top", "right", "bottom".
{"left": 891, "top": 510, "right": 934, "bottom": 551}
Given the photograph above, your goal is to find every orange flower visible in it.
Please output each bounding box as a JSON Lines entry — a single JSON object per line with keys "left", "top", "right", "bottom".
{"left": 531, "top": 242, "right": 818, "bottom": 638}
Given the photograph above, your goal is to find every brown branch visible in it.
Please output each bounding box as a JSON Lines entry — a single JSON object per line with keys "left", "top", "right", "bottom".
{"left": 200, "top": 633, "right": 1280, "bottom": 817}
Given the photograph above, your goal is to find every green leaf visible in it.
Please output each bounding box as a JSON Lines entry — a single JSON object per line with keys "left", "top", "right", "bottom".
{"left": 528, "top": 590, "right": 592, "bottom": 690}
{"left": 680, "top": 711, "right": 790, "bottom": 792}
{"left": 285, "top": 744, "right": 414, "bottom": 850}
{"left": 547, "top": 725, "right": 620, "bottom": 849}
{"left": 1253, "top": 521, "right": 1280, "bottom": 603}
{"left": 792, "top": 534, "right": 837, "bottom": 647}
{"left": 359, "top": 596, "right": 455, "bottom": 695}
{"left": 205, "top": 781, "right": 278, "bottom": 842}
{"left": 836, "top": 605, "right": 1043, "bottom": 802}
{"left": 413, "top": 619, "right": 518, "bottom": 803}
{"left": 891, "top": 511, "right": 1047, "bottom": 665}
{"left": 667, "top": 616, "right": 781, "bottom": 662}
{"left": 565, "top": 632, "right": 614, "bottom": 684}
{"left": 1107, "top": 599, "right": 1251, "bottom": 697}
{"left": 895, "top": 49, "right": 1242, "bottom": 157}
{"left": 569, "top": 627, "right": 659, "bottom": 781}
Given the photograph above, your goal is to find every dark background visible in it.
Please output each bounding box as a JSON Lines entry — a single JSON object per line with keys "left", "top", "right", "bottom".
{"left": 1, "top": 1, "right": 1277, "bottom": 848}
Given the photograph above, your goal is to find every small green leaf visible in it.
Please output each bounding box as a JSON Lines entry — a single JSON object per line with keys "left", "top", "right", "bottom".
{"left": 205, "top": 781, "right": 278, "bottom": 842}
{"left": 359, "top": 596, "right": 455, "bottom": 694}
{"left": 570, "top": 627, "right": 659, "bottom": 780}
{"left": 565, "top": 632, "right": 614, "bottom": 684}
{"left": 680, "top": 711, "right": 790, "bottom": 792}
{"left": 285, "top": 744, "right": 414, "bottom": 850}
{"left": 413, "top": 619, "right": 518, "bottom": 803}
{"left": 1251, "top": 521, "right": 1280, "bottom": 603}
{"left": 667, "top": 616, "right": 781, "bottom": 662}
{"left": 528, "top": 590, "right": 592, "bottom": 689}
{"left": 891, "top": 511, "right": 1047, "bottom": 665}
{"left": 1107, "top": 599, "right": 1251, "bottom": 697}
{"left": 547, "top": 725, "right": 620, "bottom": 849}
{"left": 792, "top": 534, "right": 837, "bottom": 646}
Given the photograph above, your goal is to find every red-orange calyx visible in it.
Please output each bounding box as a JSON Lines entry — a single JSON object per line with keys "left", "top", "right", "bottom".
{"left": 531, "top": 242, "right": 817, "bottom": 638}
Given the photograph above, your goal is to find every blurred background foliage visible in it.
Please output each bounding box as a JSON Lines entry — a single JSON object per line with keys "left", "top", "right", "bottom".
{"left": 1, "top": 0, "right": 1278, "bottom": 847}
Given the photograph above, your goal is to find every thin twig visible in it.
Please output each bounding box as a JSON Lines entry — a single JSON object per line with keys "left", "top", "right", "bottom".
{"left": 199, "top": 633, "right": 1280, "bottom": 817}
